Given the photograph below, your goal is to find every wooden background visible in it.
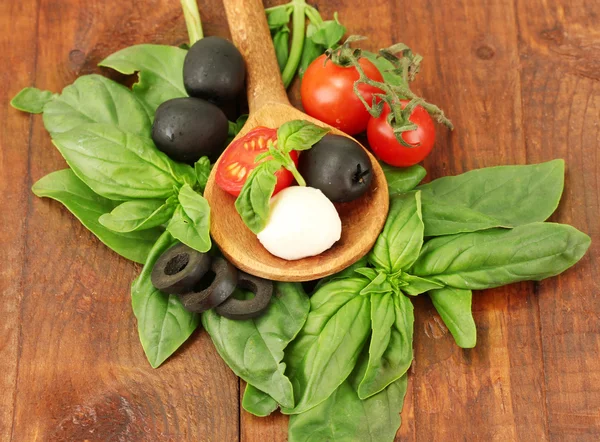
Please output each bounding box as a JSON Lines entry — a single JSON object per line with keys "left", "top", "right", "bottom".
{"left": 1, "top": 0, "right": 598, "bottom": 440}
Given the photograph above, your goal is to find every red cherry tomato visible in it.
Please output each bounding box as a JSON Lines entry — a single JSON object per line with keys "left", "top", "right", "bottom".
{"left": 216, "top": 127, "right": 298, "bottom": 197}
{"left": 367, "top": 102, "right": 436, "bottom": 167}
{"left": 301, "top": 54, "right": 383, "bottom": 135}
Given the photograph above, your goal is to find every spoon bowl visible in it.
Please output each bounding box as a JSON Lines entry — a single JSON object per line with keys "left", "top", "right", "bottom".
{"left": 204, "top": 0, "right": 389, "bottom": 282}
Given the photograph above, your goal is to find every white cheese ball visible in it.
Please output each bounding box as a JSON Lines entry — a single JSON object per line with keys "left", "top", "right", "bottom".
{"left": 257, "top": 186, "right": 342, "bottom": 261}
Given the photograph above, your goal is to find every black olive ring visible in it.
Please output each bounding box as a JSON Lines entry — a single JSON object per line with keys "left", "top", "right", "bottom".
{"left": 178, "top": 257, "right": 239, "bottom": 313}
{"left": 150, "top": 243, "right": 212, "bottom": 295}
{"left": 215, "top": 272, "right": 273, "bottom": 320}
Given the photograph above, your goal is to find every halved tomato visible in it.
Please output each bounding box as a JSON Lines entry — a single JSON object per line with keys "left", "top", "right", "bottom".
{"left": 216, "top": 127, "right": 299, "bottom": 197}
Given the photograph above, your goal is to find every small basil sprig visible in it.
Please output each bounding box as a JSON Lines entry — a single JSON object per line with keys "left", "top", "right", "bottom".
{"left": 235, "top": 120, "right": 328, "bottom": 234}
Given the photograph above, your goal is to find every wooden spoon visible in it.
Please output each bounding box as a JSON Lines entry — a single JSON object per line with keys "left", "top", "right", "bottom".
{"left": 204, "top": 0, "right": 389, "bottom": 282}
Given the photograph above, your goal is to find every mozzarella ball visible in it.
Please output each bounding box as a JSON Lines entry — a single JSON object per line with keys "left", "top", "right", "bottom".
{"left": 257, "top": 186, "right": 342, "bottom": 260}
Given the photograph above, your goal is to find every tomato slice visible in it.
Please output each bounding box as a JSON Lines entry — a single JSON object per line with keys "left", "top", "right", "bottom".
{"left": 216, "top": 127, "right": 299, "bottom": 197}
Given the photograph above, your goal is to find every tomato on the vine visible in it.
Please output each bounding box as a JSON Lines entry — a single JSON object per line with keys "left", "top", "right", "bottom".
{"left": 301, "top": 54, "right": 383, "bottom": 135}
{"left": 367, "top": 102, "right": 436, "bottom": 167}
{"left": 216, "top": 127, "right": 298, "bottom": 197}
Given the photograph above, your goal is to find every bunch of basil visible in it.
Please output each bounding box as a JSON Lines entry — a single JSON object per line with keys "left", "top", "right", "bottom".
{"left": 202, "top": 159, "right": 590, "bottom": 441}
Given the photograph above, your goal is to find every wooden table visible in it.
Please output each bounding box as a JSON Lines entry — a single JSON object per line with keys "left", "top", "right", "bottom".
{"left": 2, "top": 0, "right": 598, "bottom": 440}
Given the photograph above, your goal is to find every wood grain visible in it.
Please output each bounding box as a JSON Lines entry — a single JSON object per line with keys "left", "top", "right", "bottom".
{"left": 2, "top": 0, "right": 598, "bottom": 441}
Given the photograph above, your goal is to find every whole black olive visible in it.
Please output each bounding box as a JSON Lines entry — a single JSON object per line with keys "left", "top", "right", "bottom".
{"left": 183, "top": 36, "right": 246, "bottom": 105}
{"left": 178, "top": 257, "right": 238, "bottom": 313}
{"left": 151, "top": 243, "right": 212, "bottom": 295}
{"left": 215, "top": 272, "right": 273, "bottom": 320}
{"left": 298, "top": 134, "right": 373, "bottom": 203}
{"left": 152, "top": 97, "right": 228, "bottom": 163}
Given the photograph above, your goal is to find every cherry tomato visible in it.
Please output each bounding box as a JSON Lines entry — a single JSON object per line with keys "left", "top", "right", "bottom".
{"left": 216, "top": 127, "right": 298, "bottom": 197}
{"left": 301, "top": 54, "right": 383, "bottom": 135}
{"left": 367, "top": 102, "right": 435, "bottom": 167}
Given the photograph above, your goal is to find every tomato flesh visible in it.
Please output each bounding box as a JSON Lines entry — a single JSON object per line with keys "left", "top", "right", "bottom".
{"left": 367, "top": 102, "right": 436, "bottom": 167}
{"left": 216, "top": 127, "right": 298, "bottom": 197}
{"left": 301, "top": 55, "right": 383, "bottom": 135}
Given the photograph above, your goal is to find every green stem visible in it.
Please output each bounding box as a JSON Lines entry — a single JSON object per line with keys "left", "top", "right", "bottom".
{"left": 281, "top": 0, "right": 307, "bottom": 88}
{"left": 287, "top": 162, "right": 306, "bottom": 186}
{"left": 181, "top": 0, "right": 204, "bottom": 45}
{"left": 304, "top": 5, "right": 323, "bottom": 25}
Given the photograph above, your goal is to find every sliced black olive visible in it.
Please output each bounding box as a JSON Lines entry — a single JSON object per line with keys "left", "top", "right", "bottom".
{"left": 151, "top": 97, "right": 229, "bottom": 163}
{"left": 298, "top": 134, "right": 373, "bottom": 202}
{"left": 215, "top": 272, "right": 273, "bottom": 320}
{"left": 178, "top": 257, "right": 238, "bottom": 313}
{"left": 183, "top": 36, "right": 246, "bottom": 105}
{"left": 151, "top": 243, "right": 212, "bottom": 295}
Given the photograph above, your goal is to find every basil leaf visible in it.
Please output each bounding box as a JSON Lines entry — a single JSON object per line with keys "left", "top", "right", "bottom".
{"left": 131, "top": 231, "right": 200, "bottom": 368}
{"left": 194, "top": 156, "right": 212, "bottom": 193}
{"left": 289, "top": 358, "right": 408, "bottom": 442}
{"left": 277, "top": 120, "right": 329, "bottom": 152}
{"left": 32, "top": 169, "right": 160, "bottom": 263}
{"left": 227, "top": 114, "right": 248, "bottom": 144}
{"left": 11, "top": 87, "right": 56, "bottom": 114}
{"left": 235, "top": 161, "right": 279, "bottom": 234}
{"left": 99, "top": 44, "right": 187, "bottom": 113}
{"left": 380, "top": 163, "right": 426, "bottom": 195}
{"left": 370, "top": 191, "right": 424, "bottom": 273}
{"left": 411, "top": 222, "right": 591, "bottom": 289}
{"left": 400, "top": 274, "right": 443, "bottom": 296}
{"left": 311, "top": 14, "right": 346, "bottom": 48}
{"left": 242, "top": 385, "right": 278, "bottom": 417}
{"left": 43, "top": 75, "right": 151, "bottom": 135}
{"left": 417, "top": 160, "right": 565, "bottom": 236}
{"left": 359, "top": 271, "right": 394, "bottom": 295}
{"left": 51, "top": 123, "right": 194, "bottom": 200}
{"left": 358, "top": 293, "right": 413, "bottom": 399}
{"left": 429, "top": 287, "right": 476, "bottom": 348}
{"left": 273, "top": 25, "right": 290, "bottom": 71}
{"left": 203, "top": 282, "right": 310, "bottom": 410}
{"left": 299, "top": 24, "right": 324, "bottom": 78}
{"left": 166, "top": 184, "right": 211, "bottom": 253}
{"left": 314, "top": 256, "right": 369, "bottom": 291}
{"left": 282, "top": 278, "right": 371, "bottom": 415}
{"left": 99, "top": 199, "right": 175, "bottom": 232}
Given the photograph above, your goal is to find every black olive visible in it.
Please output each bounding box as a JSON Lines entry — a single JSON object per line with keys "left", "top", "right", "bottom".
{"left": 151, "top": 243, "right": 212, "bottom": 295}
{"left": 152, "top": 97, "right": 228, "bottom": 163}
{"left": 178, "top": 257, "right": 238, "bottom": 313}
{"left": 215, "top": 272, "right": 273, "bottom": 320}
{"left": 183, "top": 36, "right": 246, "bottom": 105}
{"left": 298, "top": 134, "right": 373, "bottom": 203}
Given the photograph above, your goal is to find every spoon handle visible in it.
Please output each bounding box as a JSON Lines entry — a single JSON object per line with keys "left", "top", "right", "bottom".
{"left": 223, "top": 0, "right": 290, "bottom": 112}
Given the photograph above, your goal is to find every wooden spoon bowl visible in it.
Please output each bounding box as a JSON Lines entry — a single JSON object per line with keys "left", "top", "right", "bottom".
{"left": 204, "top": 0, "right": 389, "bottom": 282}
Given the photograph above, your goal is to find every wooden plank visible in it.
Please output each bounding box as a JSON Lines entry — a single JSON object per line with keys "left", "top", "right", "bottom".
{"left": 8, "top": 0, "right": 239, "bottom": 440}
{"left": 393, "top": 0, "right": 550, "bottom": 440}
{"left": 515, "top": 0, "right": 600, "bottom": 439}
{"left": 0, "top": 0, "right": 39, "bottom": 438}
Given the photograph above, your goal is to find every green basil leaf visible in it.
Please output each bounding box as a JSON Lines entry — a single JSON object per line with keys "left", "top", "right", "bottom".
{"left": 51, "top": 123, "right": 194, "bottom": 200}
{"left": 242, "top": 385, "right": 278, "bottom": 417}
{"left": 289, "top": 357, "right": 408, "bottom": 442}
{"left": 362, "top": 51, "right": 408, "bottom": 87}
{"left": 11, "top": 87, "right": 56, "bottom": 114}
{"left": 273, "top": 25, "right": 290, "bottom": 71}
{"left": 358, "top": 293, "right": 414, "bottom": 399}
{"left": 429, "top": 287, "right": 476, "bottom": 348}
{"left": 277, "top": 120, "right": 329, "bottom": 152}
{"left": 412, "top": 222, "right": 591, "bottom": 289}
{"left": 32, "top": 169, "right": 161, "bottom": 264}
{"left": 194, "top": 156, "right": 212, "bottom": 193}
{"left": 166, "top": 184, "right": 211, "bottom": 253}
{"left": 299, "top": 24, "right": 324, "bottom": 78}
{"left": 235, "top": 161, "right": 279, "bottom": 234}
{"left": 314, "top": 256, "right": 369, "bottom": 291}
{"left": 417, "top": 160, "right": 565, "bottom": 236}
{"left": 282, "top": 278, "right": 372, "bottom": 415}
{"left": 360, "top": 271, "right": 394, "bottom": 295}
{"left": 227, "top": 114, "right": 248, "bottom": 143}
{"left": 400, "top": 274, "right": 443, "bottom": 296}
{"left": 99, "top": 199, "right": 175, "bottom": 232}
{"left": 43, "top": 75, "right": 151, "bottom": 135}
{"left": 380, "top": 163, "right": 426, "bottom": 195}
{"left": 370, "top": 191, "right": 424, "bottom": 273}
{"left": 311, "top": 14, "right": 346, "bottom": 48}
{"left": 267, "top": 6, "right": 292, "bottom": 29}
{"left": 203, "top": 282, "right": 310, "bottom": 410}
{"left": 99, "top": 44, "right": 187, "bottom": 113}
{"left": 131, "top": 231, "right": 200, "bottom": 368}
